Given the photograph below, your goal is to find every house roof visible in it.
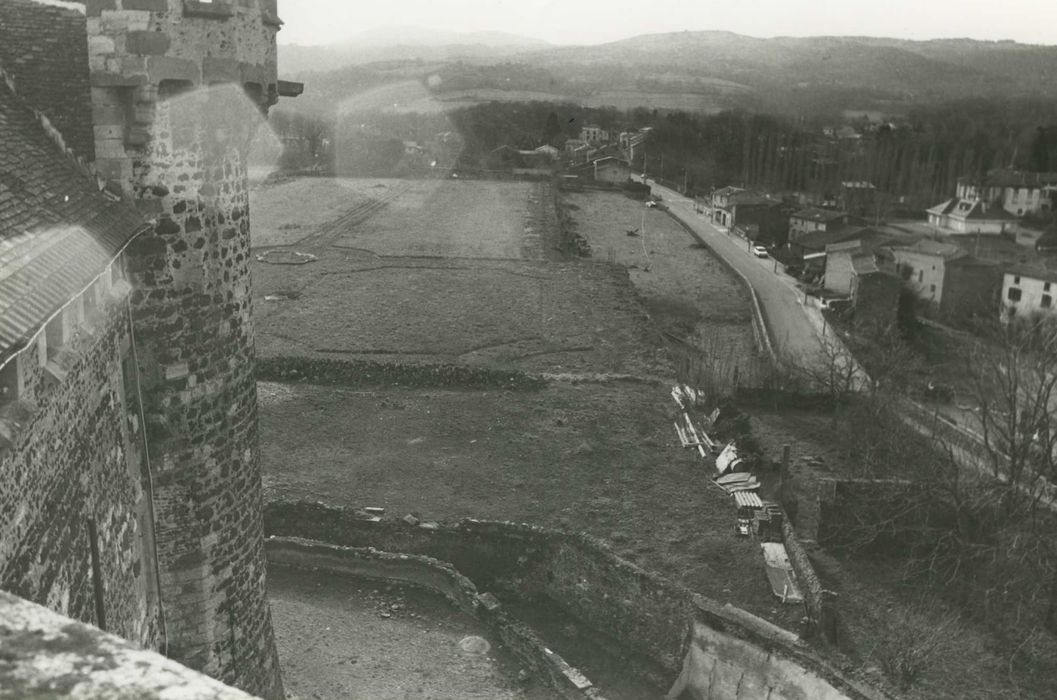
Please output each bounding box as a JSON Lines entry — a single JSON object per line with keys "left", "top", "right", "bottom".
{"left": 0, "top": 0, "right": 95, "bottom": 161}
{"left": 0, "top": 80, "right": 147, "bottom": 365}
{"left": 894, "top": 239, "right": 966, "bottom": 260}
{"left": 851, "top": 253, "right": 880, "bottom": 275}
{"left": 1006, "top": 264, "right": 1057, "bottom": 284}
{"left": 796, "top": 228, "right": 866, "bottom": 252}
{"left": 713, "top": 186, "right": 745, "bottom": 198}
{"left": 592, "top": 156, "right": 628, "bottom": 167}
{"left": 728, "top": 191, "right": 779, "bottom": 208}
{"left": 791, "top": 207, "right": 847, "bottom": 224}
{"left": 960, "top": 170, "right": 1057, "bottom": 189}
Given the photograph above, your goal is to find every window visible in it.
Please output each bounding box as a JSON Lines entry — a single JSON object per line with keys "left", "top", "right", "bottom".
{"left": 1015, "top": 276, "right": 1021, "bottom": 284}
{"left": 1008, "top": 287, "right": 1022, "bottom": 302}
{"left": 1043, "top": 295, "right": 1053, "bottom": 309}
{"left": 1045, "top": 282, "right": 1051, "bottom": 292}
{"left": 930, "top": 284, "right": 936, "bottom": 294}
{"left": 918, "top": 270, "right": 923, "bottom": 283}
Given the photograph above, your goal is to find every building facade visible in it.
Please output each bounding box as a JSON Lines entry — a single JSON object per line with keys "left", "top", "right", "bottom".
{"left": 0, "top": 1, "right": 297, "bottom": 698}
{"left": 1001, "top": 266, "right": 1057, "bottom": 321}
{"left": 788, "top": 207, "right": 852, "bottom": 242}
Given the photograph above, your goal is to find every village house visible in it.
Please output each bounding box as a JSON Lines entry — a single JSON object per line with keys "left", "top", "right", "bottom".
{"left": 926, "top": 196, "right": 1015, "bottom": 235}
{"left": 788, "top": 207, "right": 854, "bottom": 242}
{"left": 839, "top": 181, "right": 877, "bottom": 219}
{"left": 1000, "top": 265, "right": 1057, "bottom": 321}
{"left": 579, "top": 124, "right": 609, "bottom": 144}
{"left": 957, "top": 170, "right": 1057, "bottom": 217}
{"left": 892, "top": 239, "right": 1002, "bottom": 319}
{"left": 592, "top": 156, "right": 631, "bottom": 183}
{"left": 823, "top": 239, "right": 902, "bottom": 329}
{"left": 710, "top": 187, "right": 784, "bottom": 232}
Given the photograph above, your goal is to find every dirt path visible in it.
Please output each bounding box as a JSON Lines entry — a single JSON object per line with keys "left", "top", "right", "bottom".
{"left": 269, "top": 565, "right": 552, "bottom": 700}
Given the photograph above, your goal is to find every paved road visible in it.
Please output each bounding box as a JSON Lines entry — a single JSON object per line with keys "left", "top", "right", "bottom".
{"left": 644, "top": 179, "right": 832, "bottom": 375}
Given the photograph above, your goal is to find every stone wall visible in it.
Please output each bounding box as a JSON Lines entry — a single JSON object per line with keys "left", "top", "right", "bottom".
{"left": 85, "top": 1, "right": 284, "bottom": 696}
{"left": 0, "top": 591, "right": 255, "bottom": 699}
{"left": 264, "top": 500, "right": 886, "bottom": 700}
{"left": 265, "top": 537, "right": 600, "bottom": 700}
{"left": 0, "top": 283, "right": 161, "bottom": 650}
{"left": 0, "top": 0, "right": 96, "bottom": 161}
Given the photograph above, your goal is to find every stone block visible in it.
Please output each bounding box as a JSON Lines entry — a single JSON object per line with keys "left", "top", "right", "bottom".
{"left": 88, "top": 34, "right": 117, "bottom": 56}
{"left": 85, "top": 0, "right": 117, "bottom": 16}
{"left": 90, "top": 71, "right": 148, "bottom": 88}
{"left": 95, "top": 137, "right": 128, "bottom": 159}
{"left": 147, "top": 56, "right": 200, "bottom": 84}
{"left": 126, "top": 31, "right": 171, "bottom": 56}
{"left": 183, "top": 1, "right": 235, "bottom": 19}
{"left": 94, "top": 124, "right": 125, "bottom": 141}
{"left": 93, "top": 158, "right": 132, "bottom": 184}
{"left": 203, "top": 57, "right": 242, "bottom": 84}
{"left": 124, "top": 10, "right": 152, "bottom": 31}
{"left": 123, "top": 0, "right": 169, "bottom": 11}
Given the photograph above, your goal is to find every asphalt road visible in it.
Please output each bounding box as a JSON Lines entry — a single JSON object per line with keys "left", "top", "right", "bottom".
{"left": 644, "top": 179, "right": 831, "bottom": 375}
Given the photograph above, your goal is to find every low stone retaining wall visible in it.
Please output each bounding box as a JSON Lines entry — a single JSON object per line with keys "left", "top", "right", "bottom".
{"left": 257, "top": 356, "right": 546, "bottom": 391}
{"left": 265, "top": 537, "right": 598, "bottom": 699}
{"left": 264, "top": 501, "right": 888, "bottom": 700}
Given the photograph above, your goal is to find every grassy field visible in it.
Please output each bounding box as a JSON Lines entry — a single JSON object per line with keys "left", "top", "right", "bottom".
{"left": 251, "top": 177, "right": 665, "bottom": 375}
{"left": 259, "top": 381, "right": 800, "bottom": 630}
{"left": 332, "top": 178, "right": 542, "bottom": 259}
{"left": 249, "top": 177, "right": 408, "bottom": 248}
{"left": 253, "top": 176, "right": 795, "bottom": 647}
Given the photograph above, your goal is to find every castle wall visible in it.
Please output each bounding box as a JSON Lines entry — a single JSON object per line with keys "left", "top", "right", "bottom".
{"left": 85, "top": 2, "right": 283, "bottom": 696}
{"left": 0, "top": 273, "right": 161, "bottom": 649}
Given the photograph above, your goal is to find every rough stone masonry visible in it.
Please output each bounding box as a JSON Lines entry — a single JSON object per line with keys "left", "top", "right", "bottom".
{"left": 84, "top": 1, "right": 285, "bottom": 696}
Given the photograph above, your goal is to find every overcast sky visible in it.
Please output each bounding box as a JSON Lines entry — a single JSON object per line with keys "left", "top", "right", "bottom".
{"left": 277, "top": 0, "right": 1057, "bottom": 47}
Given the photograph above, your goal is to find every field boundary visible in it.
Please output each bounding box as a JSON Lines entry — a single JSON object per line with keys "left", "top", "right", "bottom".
{"left": 257, "top": 356, "right": 546, "bottom": 391}
{"left": 661, "top": 208, "right": 776, "bottom": 365}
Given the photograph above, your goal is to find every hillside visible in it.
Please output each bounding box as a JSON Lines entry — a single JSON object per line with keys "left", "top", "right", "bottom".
{"left": 277, "top": 30, "right": 1057, "bottom": 118}
{"left": 279, "top": 26, "right": 551, "bottom": 75}
{"left": 527, "top": 31, "right": 1057, "bottom": 104}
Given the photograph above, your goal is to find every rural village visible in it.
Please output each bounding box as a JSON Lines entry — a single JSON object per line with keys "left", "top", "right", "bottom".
{"left": 2, "top": 1, "right": 1057, "bottom": 700}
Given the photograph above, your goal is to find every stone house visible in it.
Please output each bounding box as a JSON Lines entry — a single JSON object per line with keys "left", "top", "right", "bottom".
{"left": 711, "top": 188, "right": 784, "bottom": 236}
{"left": 579, "top": 124, "right": 610, "bottom": 144}
{"left": 788, "top": 207, "right": 854, "bottom": 242}
{"left": 592, "top": 156, "right": 631, "bottom": 183}
{"left": 1001, "top": 265, "right": 1057, "bottom": 321}
{"left": 892, "top": 239, "right": 1002, "bottom": 319}
{"left": 957, "top": 170, "right": 1057, "bottom": 217}
{"left": 926, "top": 197, "right": 1015, "bottom": 235}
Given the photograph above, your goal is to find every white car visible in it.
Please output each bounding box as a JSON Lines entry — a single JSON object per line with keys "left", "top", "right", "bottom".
{"left": 645, "top": 200, "right": 658, "bottom": 208}
{"left": 751, "top": 245, "right": 769, "bottom": 258}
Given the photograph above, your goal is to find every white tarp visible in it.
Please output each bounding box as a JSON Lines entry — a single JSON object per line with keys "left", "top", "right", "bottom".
{"left": 715, "top": 442, "right": 743, "bottom": 475}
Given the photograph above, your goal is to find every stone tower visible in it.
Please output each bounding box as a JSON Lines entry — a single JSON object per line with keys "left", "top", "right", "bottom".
{"left": 84, "top": 1, "right": 286, "bottom": 697}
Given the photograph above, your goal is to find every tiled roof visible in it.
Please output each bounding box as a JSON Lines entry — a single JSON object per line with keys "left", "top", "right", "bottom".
{"left": 0, "top": 0, "right": 95, "bottom": 161}
{"left": 791, "top": 207, "right": 847, "bottom": 224}
{"left": 895, "top": 239, "right": 966, "bottom": 260}
{"left": 1005, "top": 264, "right": 1057, "bottom": 284}
{"left": 0, "top": 81, "right": 147, "bottom": 364}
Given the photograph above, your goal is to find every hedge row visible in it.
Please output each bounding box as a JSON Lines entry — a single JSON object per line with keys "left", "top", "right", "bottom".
{"left": 257, "top": 356, "right": 546, "bottom": 391}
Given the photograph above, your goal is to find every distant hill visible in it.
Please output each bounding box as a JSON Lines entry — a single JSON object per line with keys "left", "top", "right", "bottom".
{"left": 277, "top": 29, "right": 1057, "bottom": 117}
{"left": 279, "top": 26, "right": 551, "bottom": 76}
{"left": 525, "top": 31, "right": 1057, "bottom": 105}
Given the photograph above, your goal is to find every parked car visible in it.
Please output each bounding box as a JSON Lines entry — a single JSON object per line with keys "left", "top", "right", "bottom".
{"left": 820, "top": 297, "right": 852, "bottom": 312}
{"left": 751, "top": 244, "right": 769, "bottom": 258}
{"left": 645, "top": 200, "right": 658, "bottom": 208}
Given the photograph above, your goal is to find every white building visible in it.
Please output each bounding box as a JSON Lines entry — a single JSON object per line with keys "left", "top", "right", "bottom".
{"left": 1001, "top": 265, "right": 1057, "bottom": 321}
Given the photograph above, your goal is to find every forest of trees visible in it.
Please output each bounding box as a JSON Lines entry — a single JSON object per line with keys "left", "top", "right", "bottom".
{"left": 264, "top": 96, "right": 1057, "bottom": 205}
